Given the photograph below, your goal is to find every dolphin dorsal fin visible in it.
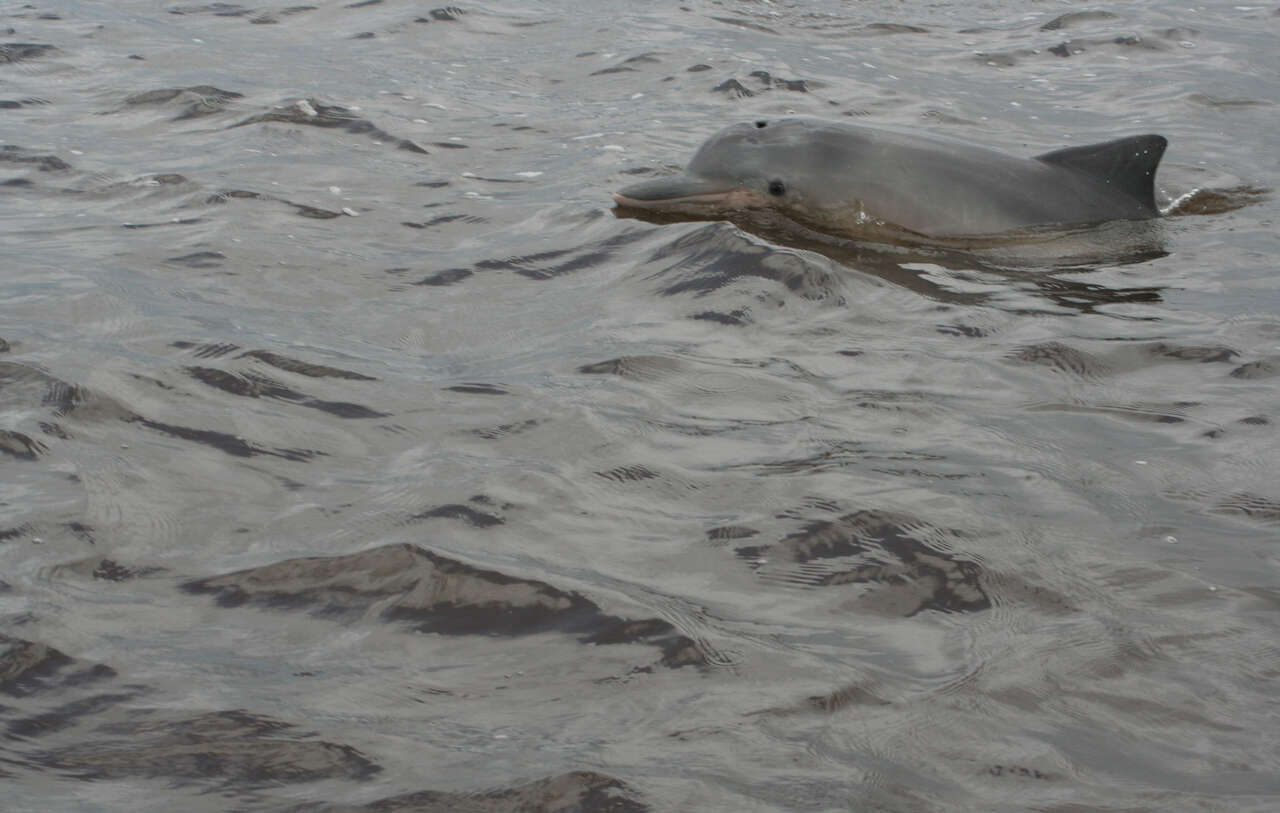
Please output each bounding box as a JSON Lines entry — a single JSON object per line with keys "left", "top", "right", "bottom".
{"left": 1035, "top": 135, "right": 1167, "bottom": 212}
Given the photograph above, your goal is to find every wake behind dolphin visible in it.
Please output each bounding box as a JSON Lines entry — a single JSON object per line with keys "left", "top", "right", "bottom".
{"left": 614, "top": 117, "right": 1167, "bottom": 239}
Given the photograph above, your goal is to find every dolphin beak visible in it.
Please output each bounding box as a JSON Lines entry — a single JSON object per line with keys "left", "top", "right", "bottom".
{"left": 613, "top": 174, "right": 752, "bottom": 209}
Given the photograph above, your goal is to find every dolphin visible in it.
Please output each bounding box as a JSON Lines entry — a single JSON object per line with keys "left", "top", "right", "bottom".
{"left": 613, "top": 117, "right": 1167, "bottom": 238}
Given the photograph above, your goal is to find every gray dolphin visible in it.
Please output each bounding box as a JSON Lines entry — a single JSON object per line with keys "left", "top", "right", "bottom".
{"left": 614, "top": 117, "right": 1167, "bottom": 238}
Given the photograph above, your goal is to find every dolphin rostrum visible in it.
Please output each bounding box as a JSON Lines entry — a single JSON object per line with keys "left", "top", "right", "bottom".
{"left": 614, "top": 117, "right": 1167, "bottom": 238}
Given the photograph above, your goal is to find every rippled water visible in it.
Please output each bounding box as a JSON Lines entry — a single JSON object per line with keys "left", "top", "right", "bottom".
{"left": 2, "top": 1, "right": 1279, "bottom": 810}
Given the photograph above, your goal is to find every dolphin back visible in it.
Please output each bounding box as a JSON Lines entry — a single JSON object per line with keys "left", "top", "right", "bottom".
{"left": 1034, "top": 135, "right": 1167, "bottom": 216}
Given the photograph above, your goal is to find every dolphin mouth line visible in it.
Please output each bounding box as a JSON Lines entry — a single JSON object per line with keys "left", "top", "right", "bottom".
{"left": 612, "top": 172, "right": 769, "bottom": 211}
{"left": 612, "top": 190, "right": 757, "bottom": 209}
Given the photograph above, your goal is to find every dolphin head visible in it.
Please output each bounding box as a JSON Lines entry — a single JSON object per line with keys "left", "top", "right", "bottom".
{"left": 614, "top": 118, "right": 866, "bottom": 218}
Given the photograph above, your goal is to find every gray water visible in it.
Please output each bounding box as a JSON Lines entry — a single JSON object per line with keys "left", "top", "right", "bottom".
{"left": 2, "top": 1, "right": 1279, "bottom": 810}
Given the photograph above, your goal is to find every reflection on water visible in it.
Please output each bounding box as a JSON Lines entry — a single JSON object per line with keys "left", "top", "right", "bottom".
{"left": 733, "top": 509, "right": 992, "bottom": 615}
{"left": 183, "top": 543, "right": 708, "bottom": 669}
{"left": 616, "top": 204, "right": 1172, "bottom": 314}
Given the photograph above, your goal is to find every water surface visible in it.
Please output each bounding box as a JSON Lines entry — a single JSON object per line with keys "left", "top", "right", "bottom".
{"left": 2, "top": 1, "right": 1278, "bottom": 810}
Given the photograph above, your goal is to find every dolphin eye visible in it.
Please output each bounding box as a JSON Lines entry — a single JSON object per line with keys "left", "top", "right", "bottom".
{"left": 755, "top": 120, "right": 768, "bottom": 128}
{"left": 768, "top": 179, "right": 786, "bottom": 196}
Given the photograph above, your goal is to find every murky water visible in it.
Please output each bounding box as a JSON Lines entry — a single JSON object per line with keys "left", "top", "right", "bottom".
{"left": 2, "top": 1, "right": 1278, "bottom": 810}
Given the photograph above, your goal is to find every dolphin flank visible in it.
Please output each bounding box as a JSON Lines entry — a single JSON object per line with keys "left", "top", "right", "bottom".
{"left": 613, "top": 117, "right": 1167, "bottom": 238}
